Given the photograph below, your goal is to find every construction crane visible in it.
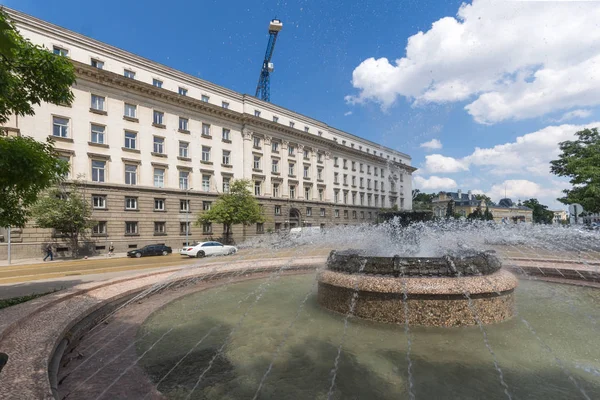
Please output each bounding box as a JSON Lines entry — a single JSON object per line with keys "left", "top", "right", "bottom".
{"left": 255, "top": 19, "right": 283, "bottom": 102}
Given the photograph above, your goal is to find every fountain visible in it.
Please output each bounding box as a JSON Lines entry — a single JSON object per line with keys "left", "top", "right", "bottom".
{"left": 318, "top": 249, "right": 518, "bottom": 326}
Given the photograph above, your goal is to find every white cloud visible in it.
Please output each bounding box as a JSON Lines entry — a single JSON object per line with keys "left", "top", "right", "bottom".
{"left": 420, "top": 139, "right": 443, "bottom": 150}
{"left": 344, "top": 111, "right": 353, "bottom": 116}
{"left": 346, "top": 0, "right": 600, "bottom": 123}
{"left": 551, "top": 109, "right": 592, "bottom": 123}
{"left": 414, "top": 176, "right": 457, "bottom": 191}
{"left": 486, "top": 180, "right": 565, "bottom": 205}
{"left": 423, "top": 154, "right": 469, "bottom": 173}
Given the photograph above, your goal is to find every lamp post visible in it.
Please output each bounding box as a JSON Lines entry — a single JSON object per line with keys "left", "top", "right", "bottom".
{"left": 186, "top": 187, "right": 193, "bottom": 247}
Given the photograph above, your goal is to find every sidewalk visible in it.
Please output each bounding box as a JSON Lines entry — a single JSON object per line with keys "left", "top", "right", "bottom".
{"left": 0, "top": 252, "right": 128, "bottom": 267}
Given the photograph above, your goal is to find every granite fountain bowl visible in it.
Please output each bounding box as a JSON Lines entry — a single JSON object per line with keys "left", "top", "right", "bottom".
{"left": 317, "top": 250, "right": 518, "bottom": 326}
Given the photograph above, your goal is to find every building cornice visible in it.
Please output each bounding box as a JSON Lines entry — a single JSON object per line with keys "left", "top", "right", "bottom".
{"left": 5, "top": 6, "right": 413, "bottom": 165}
{"left": 73, "top": 61, "right": 417, "bottom": 173}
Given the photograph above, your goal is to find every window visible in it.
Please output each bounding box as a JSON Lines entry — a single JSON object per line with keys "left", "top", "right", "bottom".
{"left": 223, "top": 177, "right": 231, "bottom": 193}
{"left": 153, "top": 79, "right": 163, "bottom": 88}
{"left": 179, "top": 117, "right": 189, "bottom": 131}
{"left": 253, "top": 136, "right": 261, "bottom": 148}
{"left": 304, "top": 187, "right": 311, "bottom": 200}
{"left": 92, "top": 195, "right": 106, "bottom": 209}
{"left": 360, "top": 193, "right": 365, "bottom": 205}
{"left": 352, "top": 211, "right": 357, "bottom": 219}
{"left": 179, "top": 141, "right": 189, "bottom": 158}
{"left": 202, "top": 123, "right": 211, "bottom": 136}
{"left": 202, "top": 146, "right": 211, "bottom": 162}
{"left": 374, "top": 167, "right": 378, "bottom": 176}
{"left": 320, "top": 208, "right": 326, "bottom": 217}
{"left": 334, "top": 209, "right": 340, "bottom": 218}
{"left": 272, "top": 159, "right": 279, "bottom": 173}
{"left": 203, "top": 201, "right": 212, "bottom": 211}
{"left": 318, "top": 188, "right": 324, "bottom": 201}
{"left": 91, "top": 94, "right": 105, "bottom": 111}
{"left": 91, "top": 160, "right": 105, "bottom": 182}
{"left": 304, "top": 149, "right": 310, "bottom": 159}
{"left": 361, "top": 211, "right": 365, "bottom": 219}
{"left": 317, "top": 153, "right": 323, "bottom": 162}
{"left": 125, "top": 164, "right": 137, "bottom": 185}
{"left": 344, "top": 210, "right": 349, "bottom": 219}
{"left": 125, "top": 197, "right": 138, "bottom": 210}
{"left": 254, "top": 110, "right": 261, "bottom": 117}
{"left": 367, "top": 165, "right": 371, "bottom": 174}
{"left": 124, "top": 103, "right": 136, "bottom": 118}
{"left": 352, "top": 161, "right": 356, "bottom": 171}
{"left": 352, "top": 193, "right": 357, "bottom": 205}
{"left": 275, "top": 205, "right": 281, "bottom": 215}
{"left": 343, "top": 159, "right": 348, "bottom": 169}
{"left": 254, "top": 181, "right": 261, "bottom": 196}
{"left": 91, "top": 59, "right": 104, "bottom": 69}
{"left": 273, "top": 183, "right": 280, "bottom": 197}
{"left": 154, "top": 222, "right": 166, "bottom": 234}
{"left": 154, "top": 198, "right": 165, "bottom": 211}
{"left": 203, "top": 222, "right": 212, "bottom": 234}
{"left": 222, "top": 150, "right": 231, "bottom": 165}
{"left": 90, "top": 124, "right": 105, "bottom": 144}
{"left": 222, "top": 128, "right": 230, "bottom": 141}
{"left": 53, "top": 46, "right": 68, "bottom": 56}
{"left": 178, "top": 87, "right": 188, "bottom": 96}
{"left": 179, "top": 171, "right": 189, "bottom": 190}
{"left": 154, "top": 168, "right": 165, "bottom": 188}
{"left": 180, "top": 199, "right": 190, "bottom": 212}
{"left": 153, "top": 137, "right": 164, "bottom": 154}
{"left": 368, "top": 212, "right": 372, "bottom": 219}
{"left": 368, "top": 195, "right": 372, "bottom": 206}
{"left": 93, "top": 221, "right": 107, "bottom": 235}
{"left": 343, "top": 174, "right": 348, "bottom": 185}
{"left": 360, "top": 163, "right": 364, "bottom": 173}
{"left": 334, "top": 157, "right": 339, "bottom": 167}
{"left": 381, "top": 170, "right": 385, "bottom": 179}
{"left": 317, "top": 168, "right": 323, "bottom": 180}
{"left": 180, "top": 221, "right": 191, "bottom": 234}
{"left": 124, "top": 69, "right": 135, "bottom": 79}
{"left": 334, "top": 190, "right": 339, "bottom": 203}
{"left": 360, "top": 177, "right": 364, "bottom": 187}
{"left": 202, "top": 174, "right": 211, "bottom": 192}
{"left": 318, "top": 131, "right": 322, "bottom": 136}
{"left": 367, "top": 179, "right": 372, "bottom": 190}
{"left": 222, "top": 101, "right": 229, "bottom": 109}
{"left": 273, "top": 116, "right": 279, "bottom": 123}
{"left": 252, "top": 155, "right": 261, "bottom": 170}
{"left": 272, "top": 142, "right": 279, "bottom": 152}
{"left": 352, "top": 176, "right": 356, "bottom": 186}
{"left": 381, "top": 182, "right": 385, "bottom": 192}
{"left": 375, "top": 181, "right": 379, "bottom": 190}
{"left": 125, "top": 221, "right": 138, "bottom": 234}
{"left": 153, "top": 111, "right": 164, "bottom": 125}
{"left": 304, "top": 165, "right": 310, "bottom": 178}
{"left": 256, "top": 223, "right": 264, "bottom": 234}
{"left": 288, "top": 162, "right": 295, "bottom": 176}
{"left": 289, "top": 121, "right": 295, "bottom": 128}
{"left": 289, "top": 185, "right": 296, "bottom": 198}
{"left": 304, "top": 126, "right": 309, "bottom": 132}
{"left": 334, "top": 172, "right": 339, "bottom": 184}
{"left": 343, "top": 191, "right": 348, "bottom": 204}
{"left": 52, "top": 117, "right": 69, "bottom": 137}
{"left": 201, "top": 95, "right": 210, "bottom": 102}
{"left": 288, "top": 146, "right": 295, "bottom": 156}
{"left": 382, "top": 195, "right": 386, "bottom": 207}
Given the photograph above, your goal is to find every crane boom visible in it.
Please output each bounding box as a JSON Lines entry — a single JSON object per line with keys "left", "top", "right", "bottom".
{"left": 255, "top": 19, "right": 283, "bottom": 102}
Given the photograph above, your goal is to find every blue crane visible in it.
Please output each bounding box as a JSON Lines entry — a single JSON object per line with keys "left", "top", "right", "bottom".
{"left": 255, "top": 19, "right": 283, "bottom": 102}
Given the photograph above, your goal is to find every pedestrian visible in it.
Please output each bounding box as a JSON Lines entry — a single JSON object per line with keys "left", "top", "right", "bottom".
{"left": 43, "top": 244, "right": 53, "bottom": 261}
{"left": 108, "top": 242, "right": 115, "bottom": 257}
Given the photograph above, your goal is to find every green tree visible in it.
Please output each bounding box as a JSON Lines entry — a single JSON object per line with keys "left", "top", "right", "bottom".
{"left": 0, "top": 136, "right": 68, "bottom": 228}
{"left": 550, "top": 127, "right": 600, "bottom": 213}
{"left": 197, "top": 179, "right": 265, "bottom": 242}
{"left": 445, "top": 199, "right": 455, "bottom": 218}
{"left": 475, "top": 194, "right": 495, "bottom": 206}
{"left": 522, "top": 198, "right": 554, "bottom": 224}
{"left": 467, "top": 205, "right": 484, "bottom": 220}
{"left": 484, "top": 205, "right": 494, "bottom": 221}
{"left": 31, "top": 181, "right": 95, "bottom": 257}
{"left": 412, "top": 189, "right": 435, "bottom": 210}
{"left": 0, "top": 9, "right": 75, "bottom": 124}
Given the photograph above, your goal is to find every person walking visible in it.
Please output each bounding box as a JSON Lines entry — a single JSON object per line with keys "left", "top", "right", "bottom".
{"left": 108, "top": 242, "right": 115, "bottom": 257}
{"left": 43, "top": 244, "right": 53, "bottom": 261}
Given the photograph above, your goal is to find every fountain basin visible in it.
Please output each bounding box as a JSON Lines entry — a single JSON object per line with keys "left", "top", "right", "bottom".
{"left": 317, "top": 251, "right": 518, "bottom": 326}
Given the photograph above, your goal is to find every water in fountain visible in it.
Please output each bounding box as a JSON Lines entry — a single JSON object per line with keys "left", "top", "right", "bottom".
{"left": 56, "top": 219, "right": 600, "bottom": 399}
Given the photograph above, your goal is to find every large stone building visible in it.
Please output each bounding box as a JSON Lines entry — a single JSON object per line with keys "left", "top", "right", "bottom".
{"left": 432, "top": 190, "right": 533, "bottom": 223}
{"left": 0, "top": 8, "right": 414, "bottom": 259}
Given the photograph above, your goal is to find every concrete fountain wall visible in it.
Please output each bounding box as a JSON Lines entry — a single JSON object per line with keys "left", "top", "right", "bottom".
{"left": 317, "top": 250, "right": 518, "bottom": 327}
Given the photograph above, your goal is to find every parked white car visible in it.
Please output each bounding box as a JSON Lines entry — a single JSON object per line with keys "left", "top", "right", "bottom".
{"left": 181, "top": 241, "right": 238, "bottom": 258}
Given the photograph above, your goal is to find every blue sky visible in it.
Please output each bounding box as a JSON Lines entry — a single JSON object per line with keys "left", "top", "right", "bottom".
{"left": 5, "top": 0, "right": 600, "bottom": 209}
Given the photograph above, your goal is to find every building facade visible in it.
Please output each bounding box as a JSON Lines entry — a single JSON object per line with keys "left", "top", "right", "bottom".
{"left": 552, "top": 210, "right": 568, "bottom": 225}
{"left": 431, "top": 190, "right": 533, "bottom": 223}
{"left": 0, "top": 8, "right": 415, "bottom": 259}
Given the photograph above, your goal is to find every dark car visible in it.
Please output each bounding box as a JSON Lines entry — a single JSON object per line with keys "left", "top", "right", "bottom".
{"left": 127, "top": 244, "right": 172, "bottom": 258}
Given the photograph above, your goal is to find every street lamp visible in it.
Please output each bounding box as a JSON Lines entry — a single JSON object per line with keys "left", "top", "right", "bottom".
{"left": 186, "top": 187, "right": 193, "bottom": 247}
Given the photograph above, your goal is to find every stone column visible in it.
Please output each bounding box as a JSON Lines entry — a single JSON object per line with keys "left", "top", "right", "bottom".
{"left": 263, "top": 135, "right": 272, "bottom": 196}
{"left": 282, "top": 140, "right": 290, "bottom": 199}
{"left": 241, "top": 127, "right": 253, "bottom": 180}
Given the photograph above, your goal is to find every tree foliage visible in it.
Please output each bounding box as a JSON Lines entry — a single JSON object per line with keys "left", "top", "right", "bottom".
{"left": 412, "top": 189, "right": 435, "bottom": 210}
{"left": 0, "top": 9, "right": 75, "bottom": 124}
{"left": 475, "top": 194, "right": 495, "bottom": 206}
{"left": 197, "top": 179, "right": 265, "bottom": 238}
{"left": 550, "top": 127, "right": 600, "bottom": 213}
{"left": 522, "top": 198, "right": 554, "bottom": 224}
{"left": 468, "top": 205, "right": 494, "bottom": 221}
{"left": 0, "top": 136, "right": 68, "bottom": 227}
{"left": 31, "top": 181, "right": 95, "bottom": 256}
